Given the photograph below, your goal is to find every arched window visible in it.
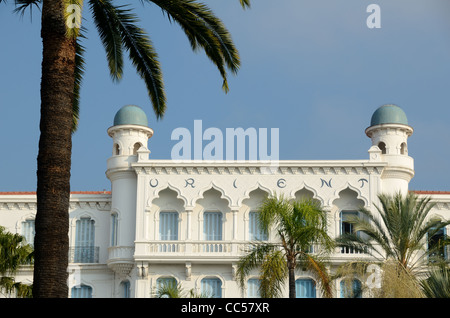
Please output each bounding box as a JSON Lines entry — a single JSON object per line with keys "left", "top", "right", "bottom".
{"left": 247, "top": 278, "right": 261, "bottom": 298}
{"left": 74, "top": 217, "right": 96, "bottom": 263}
{"left": 340, "top": 279, "right": 362, "bottom": 298}
{"left": 400, "top": 142, "right": 407, "bottom": 155}
{"left": 156, "top": 277, "right": 177, "bottom": 298}
{"left": 201, "top": 278, "right": 222, "bottom": 298}
{"left": 340, "top": 211, "right": 362, "bottom": 254}
{"left": 159, "top": 212, "right": 179, "bottom": 241}
{"left": 120, "top": 280, "right": 131, "bottom": 298}
{"left": 133, "top": 142, "right": 143, "bottom": 155}
{"left": 378, "top": 142, "right": 386, "bottom": 154}
{"left": 21, "top": 219, "right": 35, "bottom": 247}
{"left": 114, "top": 143, "right": 120, "bottom": 156}
{"left": 428, "top": 226, "right": 447, "bottom": 262}
{"left": 249, "top": 211, "right": 268, "bottom": 241}
{"left": 295, "top": 279, "right": 316, "bottom": 298}
{"left": 71, "top": 284, "right": 92, "bottom": 298}
{"left": 203, "top": 212, "right": 222, "bottom": 241}
{"left": 111, "top": 213, "right": 119, "bottom": 246}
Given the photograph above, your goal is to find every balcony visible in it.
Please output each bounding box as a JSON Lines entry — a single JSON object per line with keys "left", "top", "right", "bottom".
{"left": 135, "top": 241, "right": 247, "bottom": 263}
{"left": 107, "top": 246, "right": 135, "bottom": 277}
{"left": 134, "top": 240, "right": 378, "bottom": 265}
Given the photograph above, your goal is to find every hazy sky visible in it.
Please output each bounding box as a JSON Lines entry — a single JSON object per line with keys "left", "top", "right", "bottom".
{"left": 1, "top": 0, "right": 450, "bottom": 192}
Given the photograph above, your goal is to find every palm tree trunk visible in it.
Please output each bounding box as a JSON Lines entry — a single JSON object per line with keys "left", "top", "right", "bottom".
{"left": 288, "top": 258, "right": 296, "bottom": 298}
{"left": 33, "top": 0, "right": 76, "bottom": 298}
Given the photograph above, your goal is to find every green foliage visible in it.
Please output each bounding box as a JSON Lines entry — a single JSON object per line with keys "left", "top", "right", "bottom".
{"left": 153, "top": 280, "right": 211, "bottom": 298}
{"left": 0, "top": 226, "right": 34, "bottom": 297}
{"left": 5, "top": 0, "right": 250, "bottom": 130}
{"left": 236, "top": 195, "right": 334, "bottom": 298}
{"left": 420, "top": 264, "right": 450, "bottom": 298}
{"left": 336, "top": 192, "right": 450, "bottom": 298}
{"left": 142, "top": 0, "right": 241, "bottom": 94}
{"left": 336, "top": 192, "right": 450, "bottom": 273}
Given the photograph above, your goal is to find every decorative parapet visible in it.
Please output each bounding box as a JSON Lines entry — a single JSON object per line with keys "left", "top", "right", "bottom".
{"left": 133, "top": 160, "right": 387, "bottom": 176}
{"left": 133, "top": 160, "right": 387, "bottom": 209}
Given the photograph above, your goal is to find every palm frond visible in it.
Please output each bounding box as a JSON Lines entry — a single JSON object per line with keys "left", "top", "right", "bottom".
{"left": 337, "top": 192, "right": 448, "bottom": 274}
{"left": 297, "top": 252, "right": 333, "bottom": 298}
{"left": 144, "top": 0, "right": 240, "bottom": 93}
{"left": 238, "top": 0, "right": 251, "bottom": 9}
{"left": 420, "top": 264, "right": 450, "bottom": 298}
{"left": 99, "top": 1, "right": 166, "bottom": 118}
{"left": 72, "top": 30, "right": 86, "bottom": 133}
{"left": 236, "top": 242, "right": 278, "bottom": 291}
{"left": 154, "top": 281, "right": 182, "bottom": 298}
{"left": 12, "top": 0, "right": 41, "bottom": 19}
{"left": 259, "top": 249, "right": 287, "bottom": 298}
{"left": 89, "top": 0, "right": 124, "bottom": 81}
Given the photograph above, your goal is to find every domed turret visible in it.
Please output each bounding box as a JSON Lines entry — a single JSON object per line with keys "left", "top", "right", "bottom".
{"left": 108, "top": 105, "right": 153, "bottom": 157}
{"left": 106, "top": 105, "right": 153, "bottom": 281}
{"left": 366, "top": 104, "right": 413, "bottom": 156}
{"left": 366, "top": 104, "right": 414, "bottom": 195}
{"left": 370, "top": 104, "right": 409, "bottom": 127}
{"left": 113, "top": 104, "right": 149, "bottom": 127}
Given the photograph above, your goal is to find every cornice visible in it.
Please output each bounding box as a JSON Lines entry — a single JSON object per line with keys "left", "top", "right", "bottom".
{"left": 0, "top": 192, "right": 111, "bottom": 211}
{"left": 133, "top": 160, "right": 387, "bottom": 176}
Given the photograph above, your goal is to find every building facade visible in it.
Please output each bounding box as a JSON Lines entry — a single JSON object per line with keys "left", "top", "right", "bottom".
{"left": 1, "top": 104, "right": 449, "bottom": 298}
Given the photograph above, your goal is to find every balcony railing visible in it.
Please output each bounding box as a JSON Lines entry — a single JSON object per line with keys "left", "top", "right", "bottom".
{"left": 69, "top": 246, "right": 100, "bottom": 263}
{"left": 340, "top": 246, "right": 369, "bottom": 254}
{"left": 144, "top": 241, "right": 234, "bottom": 254}
{"left": 137, "top": 241, "right": 246, "bottom": 258}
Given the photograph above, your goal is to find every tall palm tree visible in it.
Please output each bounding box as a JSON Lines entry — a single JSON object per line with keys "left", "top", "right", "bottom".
{"left": 236, "top": 196, "right": 334, "bottom": 298}
{"left": 0, "top": 226, "right": 34, "bottom": 297}
{"left": 336, "top": 192, "right": 450, "bottom": 287}
{"left": 2, "top": 0, "right": 250, "bottom": 297}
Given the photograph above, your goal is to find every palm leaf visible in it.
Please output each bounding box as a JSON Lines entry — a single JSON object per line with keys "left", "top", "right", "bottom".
{"left": 297, "top": 252, "right": 333, "bottom": 298}
{"left": 236, "top": 242, "right": 278, "bottom": 291}
{"left": 89, "top": 0, "right": 124, "bottom": 81}
{"left": 259, "top": 249, "right": 287, "bottom": 298}
{"left": 420, "top": 264, "right": 450, "bottom": 298}
{"left": 238, "top": 0, "right": 251, "bottom": 9}
{"left": 144, "top": 0, "right": 240, "bottom": 92}
{"left": 11, "top": 0, "right": 41, "bottom": 18}
{"left": 104, "top": 1, "right": 166, "bottom": 118}
{"left": 72, "top": 29, "right": 86, "bottom": 133}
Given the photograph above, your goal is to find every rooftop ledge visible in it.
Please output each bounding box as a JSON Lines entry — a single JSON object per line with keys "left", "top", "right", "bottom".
{"left": 132, "top": 159, "right": 388, "bottom": 167}
{"left": 130, "top": 159, "right": 388, "bottom": 176}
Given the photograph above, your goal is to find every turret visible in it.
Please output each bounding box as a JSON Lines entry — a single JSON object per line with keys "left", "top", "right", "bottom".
{"left": 105, "top": 105, "right": 153, "bottom": 279}
{"left": 366, "top": 104, "right": 414, "bottom": 196}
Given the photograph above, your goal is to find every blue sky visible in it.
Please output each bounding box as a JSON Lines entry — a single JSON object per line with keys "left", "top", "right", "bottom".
{"left": 1, "top": 0, "right": 450, "bottom": 192}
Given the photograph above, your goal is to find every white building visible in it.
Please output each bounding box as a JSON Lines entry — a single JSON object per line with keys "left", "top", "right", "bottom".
{"left": 1, "top": 104, "right": 449, "bottom": 298}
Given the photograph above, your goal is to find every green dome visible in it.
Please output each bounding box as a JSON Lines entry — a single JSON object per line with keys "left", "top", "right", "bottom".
{"left": 113, "top": 105, "right": 148, "bottom": 127}
{"left": 370, "top": 104, "right": 408, "bottom": 126}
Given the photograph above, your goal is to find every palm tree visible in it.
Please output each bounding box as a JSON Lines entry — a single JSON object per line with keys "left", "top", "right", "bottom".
{"left": 236, "top": 196, "right": 334, "bottom": 298}
{"left": 2, "top": 0, "right": 249, "bottom": 297}
{"left": 336, "top": 192, "right": 450, "bottom": 296}
{"left": 0, "top": 226, "right": 34, "bottom": 298}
